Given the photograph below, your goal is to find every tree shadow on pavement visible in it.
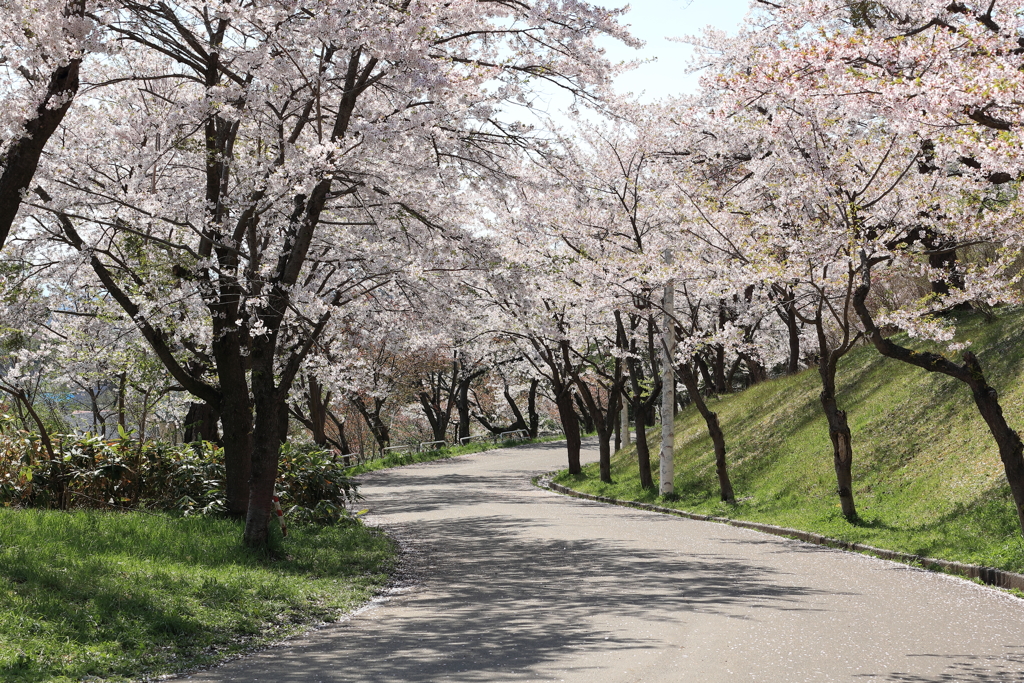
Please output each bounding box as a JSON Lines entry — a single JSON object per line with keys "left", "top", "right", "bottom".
{"left": 201, "top": 508, "right": 832, "bottom": 683}
{"left": 856, "top": 650, "right": 1024, "bottom": 682}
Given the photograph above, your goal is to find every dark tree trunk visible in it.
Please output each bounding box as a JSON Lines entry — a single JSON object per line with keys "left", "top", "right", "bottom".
{"left": 821, "top": 375, "right": 856, "bottom": 519}
{"left": 742, "top": 353, "right": 768, "bottom": 385}
{"left": 306, "top": 375, "right": 329, "bottom": 446}
{"left": 183, "top": 401, "right": 221, "bottom": 444}
{"left": 695, "top": 355, "right": 716, "bottom": 395}
{"left": 244, "top": 356, "right": 289, "bottom": 549}
{"left": 326, "top": 408, "right": 350, "bottom": 454}
{"left": 618, "top": 312, "right": 659, "bottom": 490}
{"left": 614, "top": 399, "right": 621, "bottom": 453}
{"left": 117, "top": 373, "right": 127, "bottom": 430}
{"left": 527, "top": 379, "right": 540, "bottom": 438}
{"left": 816, "top": 333, "right": 856, "bottom": 520}
{"left": 574, "top": 378, "right": 622, "bottom": 485}
{"left": 212, "top": 335, "right": 254, "bottom": 518}
{"left": 784, "top": 299, "right": 801, "bottom": 375}
{"left": 419, "top": 392, "right": 448, "bottom": 442}
{"left": 712, "top": 345, "right": 728, "bottom": 394}
{"left": 574, "top": 393, "right": 595, "bottom": 434}
{"left": 0, "top": 42, "right": 82, "bottom": 247}
{"left": 679, "top": 362, "right": 734, "bottom": 503}
{"left": 351, "top": 395, "right": 390, "bottom": 451}
{"left": 86, "top": 387, "right": 106, "bottom": 436}
{"left": 503, "top": 384, "right": 530, "bottom": 432}
{"left": 554, "top": 387, "right": 582, "bottom": 474}
{"left": 633, "top": 393, "right": 654, "bottom": 490}
{"left": 854, "top": 263, "right": 1024, "bottom": 535}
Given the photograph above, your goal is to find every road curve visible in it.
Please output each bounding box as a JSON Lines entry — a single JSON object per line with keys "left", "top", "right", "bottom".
{"left": 186, "top": 441, "right": 1024, "bottom": 682}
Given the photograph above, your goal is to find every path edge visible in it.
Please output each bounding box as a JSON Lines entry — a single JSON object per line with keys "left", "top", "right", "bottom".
{"left": 536, "top": 475, "right": 1024, "bottom": 594}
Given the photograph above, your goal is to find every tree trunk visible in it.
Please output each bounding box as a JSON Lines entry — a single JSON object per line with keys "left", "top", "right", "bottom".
{"left": 418, "top": 392, "right": 447, "bottom": 442}
{"left": 853, "top": 263, "right": 1024, "bottom": 535}
{"left": 117, "top": 373, "right": 127, "bottom": 430}
{"left": 326, "top": 408, "right": 350, "bottom": 454}
{"left": 183, "top": 402, "right": 221, "bottom": 444}
{"left": 554, "top": 388, "right": 582, "bottom": 474}
{"left": 527, "top": 379, "right": 540, "bottom": 438}
{"left": 743, "top": 353, "right": 768, "bottom": 385}
{"left": 573, "top": 375, "right": 623, "bottom": 485}
{"left": 617, "top": 311, "right": 655, "bottom": 490}
{"left": 711, "top": 345, "right": 728, "bottom": 394}
{"left": 818, "top": 358, "right": 856, "bottom": 520}
{"left": 504, "top": 384, "right": 530, "bottom": 432}
{"left": 633, "top": 393, "right": 654, "bottom": 490}
{"left": 351, "top": 395, "right": 390, "bottom": 451}
{"left": 614, "top": 401, "right": 621, "bottom": 453}
{"left": 456, "top": 377, "right": 474, "bottom": 440}
{"left": 679, "top": 362, "right": 734, "bottom": 503}
{"left": 574, "top": 393, "right": 595, "bottom": 434}
{"left": 212, "top": 337, "right": 254, "bottom": 519}
{"left": 0, "top": 45, "right": 82, "bottom": 247}
{"left": 621, "top": 402, "right": 630, "bottom": 447}
{"left": 243, "top": 396, "right": 288, "bottom": 549}
{"left": 307, "top": 375, "right": 329, "bottom": 446}
{"left": 784, "top": 299, "right": 801, "bottom": 375}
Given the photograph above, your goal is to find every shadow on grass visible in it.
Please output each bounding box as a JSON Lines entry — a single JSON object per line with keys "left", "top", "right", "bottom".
{"left": 0, "top": 510, "right": 393, "bottom": 682}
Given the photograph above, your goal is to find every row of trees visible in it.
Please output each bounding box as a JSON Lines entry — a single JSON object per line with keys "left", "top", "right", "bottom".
{"left": 479, "top": 0, "right": 1024, "bottom": 533}
{"left": 4, "top": 0, "right": 1024, "bottom": 545}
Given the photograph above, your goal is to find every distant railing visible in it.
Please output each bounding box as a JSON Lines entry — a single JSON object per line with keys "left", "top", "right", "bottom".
{"left": 499, "top": 429, "right": 529, "bottom": 442}
{"left": 382, "top": 444, "right": 414, "bottom": 455}
{"left": 459, "top": 435, "right": 489, "bottom": 446}
{"left": 419, "top": 440, "right": 447, "bottom": 452}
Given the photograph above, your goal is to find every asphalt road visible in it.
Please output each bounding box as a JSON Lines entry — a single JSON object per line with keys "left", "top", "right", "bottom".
{"left": 185, "top": 440, "right": 1024, "bottom": 682}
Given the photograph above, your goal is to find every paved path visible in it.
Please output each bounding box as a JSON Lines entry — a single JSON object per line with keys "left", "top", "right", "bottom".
{"left": 187, "top": 441, "right": 1024, "bottom": 682}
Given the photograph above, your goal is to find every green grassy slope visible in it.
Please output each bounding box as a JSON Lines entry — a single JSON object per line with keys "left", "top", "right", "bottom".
{"left": 0, "top": 511, "right": 394, "bottom": 682}
{"left": 554, "top": 308, "right": 1024, "bottom": 573}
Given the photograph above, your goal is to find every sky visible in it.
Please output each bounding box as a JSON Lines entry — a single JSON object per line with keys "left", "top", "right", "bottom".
{"left": 599, "top": 0, "right": 752, "bottom": 101}
{"left": 524, "top": 0, "right": 752, "bottom": 120}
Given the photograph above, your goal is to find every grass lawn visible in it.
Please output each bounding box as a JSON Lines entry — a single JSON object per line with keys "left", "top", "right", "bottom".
{"left": 555, "top": 308, "right": 1024, "bottom": 574}
{"left": 0, "top": 510, "right": 394, "bottom": 682}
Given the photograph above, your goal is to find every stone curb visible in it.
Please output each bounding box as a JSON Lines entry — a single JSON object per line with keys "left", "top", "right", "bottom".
{"left": 536, "top": 477, "right": 1024, "bottom": 593}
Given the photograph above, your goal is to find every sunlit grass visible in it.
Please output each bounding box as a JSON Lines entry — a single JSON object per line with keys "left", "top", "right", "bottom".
{"left": 0, "top": 510, "right": 394, "bottom": 682}
{"left": 555, "top": 308, "right": 1024, "bottom": 573}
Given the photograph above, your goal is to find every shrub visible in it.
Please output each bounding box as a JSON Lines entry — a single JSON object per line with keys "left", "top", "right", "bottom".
{"left": 0, "top": 431, "right": 359, "bottom": 524}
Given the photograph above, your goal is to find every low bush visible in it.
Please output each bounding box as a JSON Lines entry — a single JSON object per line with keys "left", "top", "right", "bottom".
{"left": 0, "top": 430, "right": 360, "bottom": 523}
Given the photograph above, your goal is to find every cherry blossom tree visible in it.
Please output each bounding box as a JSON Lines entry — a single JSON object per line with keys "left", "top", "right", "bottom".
{"left": 25, "top": 0, "right": 634, "bottom": 546}
{"left": 0, "top": 0, "right": 92, "bottom": 246}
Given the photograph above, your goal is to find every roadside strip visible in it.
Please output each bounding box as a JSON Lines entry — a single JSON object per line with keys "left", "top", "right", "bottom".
{"left": 537, "top": 475, "right": 1024, "bottom": 593}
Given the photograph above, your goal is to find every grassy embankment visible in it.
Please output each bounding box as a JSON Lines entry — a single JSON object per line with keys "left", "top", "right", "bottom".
{"left": 345, "top": 433, "right": 566, "bottom": 476}
{"left": 0, "top": 511, "right": 394, "bottom": 682}
{"left": 554, "top": 308, "right": 1024, "bottom": 573}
